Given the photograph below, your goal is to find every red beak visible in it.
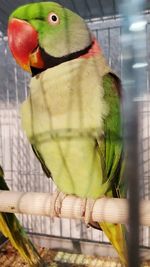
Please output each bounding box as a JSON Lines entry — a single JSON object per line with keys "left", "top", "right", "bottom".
{"left": 8, "top": 18, "right": 44, "bottom": 72}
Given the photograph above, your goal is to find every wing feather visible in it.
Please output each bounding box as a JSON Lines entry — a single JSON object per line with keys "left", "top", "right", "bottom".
{"left": 32, "top": 145, "right": 52, "bottom": 178}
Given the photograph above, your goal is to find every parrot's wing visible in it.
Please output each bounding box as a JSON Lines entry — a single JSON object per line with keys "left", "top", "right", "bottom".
{"left": 96, "top": 73, "right": 127, "bottom": 265}
{"left": 0, "top": 165, "right": 43, "bottom": 265}
{"left": 32, "top": 145, "right": 52, "bottom": 178}
{"left": 97, "top": 72, "right": 125, "bottom": 198}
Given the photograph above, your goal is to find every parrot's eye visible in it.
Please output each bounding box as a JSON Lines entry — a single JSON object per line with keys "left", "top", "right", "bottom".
{"left": 48, "top": 13, "right": 60, "bottom": 25}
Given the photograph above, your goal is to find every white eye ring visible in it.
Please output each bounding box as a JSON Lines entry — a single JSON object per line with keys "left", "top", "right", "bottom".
{"left": 48, "top": 13, "right": 60, "bottom": 25}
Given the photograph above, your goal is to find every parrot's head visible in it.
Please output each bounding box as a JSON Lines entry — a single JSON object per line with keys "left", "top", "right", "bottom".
{"left": 7, "top": 2, "right": 93, "bottom": 76}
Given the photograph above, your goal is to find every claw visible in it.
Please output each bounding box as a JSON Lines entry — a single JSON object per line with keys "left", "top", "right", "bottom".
{"left": 55, "top": 191, "right": 67, "bottom": 216}
{"left": 84, "top": 198, "right": 96, "bottom": 226}
{"left": 50, "top": 190, "right": 67, "bottom": 217}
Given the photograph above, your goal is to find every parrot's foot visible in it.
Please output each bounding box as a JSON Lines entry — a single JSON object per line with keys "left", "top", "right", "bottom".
{"left": 50, "top": 190, "right": 67, "bottom": 217}
{"left": 83, "top": 198, "right": 101, "bottom": 230}
{"left": 83, "top": 198, "right": 96, "bottom": 226}
{"left": 50, "top": 193, "right": 101, "bottom": 230}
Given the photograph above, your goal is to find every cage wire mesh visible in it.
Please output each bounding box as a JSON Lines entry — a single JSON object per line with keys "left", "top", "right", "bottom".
{"left": 0, "top": 11, "right": 150, "bottom": 254}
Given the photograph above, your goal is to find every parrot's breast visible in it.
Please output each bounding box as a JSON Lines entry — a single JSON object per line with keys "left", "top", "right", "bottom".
{"left": 21, "top": 56, "right": 110, "bottom": 198}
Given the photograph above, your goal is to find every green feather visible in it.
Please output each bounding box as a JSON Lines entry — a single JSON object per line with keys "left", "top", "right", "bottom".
{"left": 9, "top": 2, "right": 61, "bottom": 21}
{"left": 102, "top": 73, "right": 124, "bottom": 197}
{"left": 98, "top": 73, "right": 127, "bottom": 265}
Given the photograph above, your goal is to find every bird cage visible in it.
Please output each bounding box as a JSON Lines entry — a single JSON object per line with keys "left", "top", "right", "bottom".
{"left": 0, "top": 1, "right": 150, "bottom": 266}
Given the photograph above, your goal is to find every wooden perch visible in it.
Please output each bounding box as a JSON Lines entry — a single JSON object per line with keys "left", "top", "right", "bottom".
{"left": 0, "top": 190, "right": 150, "bottom": 226}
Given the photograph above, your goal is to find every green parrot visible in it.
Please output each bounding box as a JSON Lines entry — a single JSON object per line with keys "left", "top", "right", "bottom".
{"left": 0, "top": 166, "right": 44, "bottom": 266}
{"left": 8, "top": 2, "right": 127, "bottom": 264}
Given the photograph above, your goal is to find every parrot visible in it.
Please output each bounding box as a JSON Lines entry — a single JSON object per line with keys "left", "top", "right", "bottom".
{"left": 0, "top": 166, "right": 45, "bottom": 266}
{"left": 7, "top": 2, "right": 127, "bottom": 265}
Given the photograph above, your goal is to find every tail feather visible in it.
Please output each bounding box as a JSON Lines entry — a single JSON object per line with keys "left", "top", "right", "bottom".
{"left": 0, "top": 167, "right": 45, "bottom": 266}
{"left": 100, "top": 222, "right": 127, "bottom": 266}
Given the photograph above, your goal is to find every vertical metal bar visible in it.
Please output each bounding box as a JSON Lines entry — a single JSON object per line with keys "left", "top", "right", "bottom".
{"left": 119, "top": 1, "right": 147, "bottom": 267}
{"left": 97, "top": 0, "right": 105, "bottom": 18}
{"left": 108, "top": 28, "right": 111, "bottom": 66}
{"left": 123, "top": 67, "right": 140, "bottom": 267}
{"left": 146, "top": 22, "right": 150, "bottom": 248}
